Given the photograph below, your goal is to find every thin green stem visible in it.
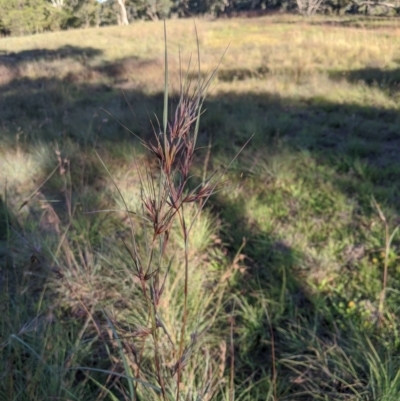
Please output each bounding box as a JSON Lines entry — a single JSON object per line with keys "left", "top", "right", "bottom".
{"left": 146, "top": 244, "right": 167, "bottom": 400}
{"left": 176, "top": 205, "right": 189, "bottom": 401}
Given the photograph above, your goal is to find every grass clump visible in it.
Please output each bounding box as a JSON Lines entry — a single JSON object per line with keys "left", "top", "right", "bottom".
{"left": 1, "top": 26, "right": 241, "bottom": 401}
{"left": 96, "top": 27, "right": 235, "bottom": 399}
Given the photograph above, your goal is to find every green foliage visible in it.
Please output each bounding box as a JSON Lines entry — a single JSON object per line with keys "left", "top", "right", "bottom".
{"left": 1, "top": 0, "right": 399, "bottom": 36}
{"left": 0, "top": 0, "right": 102, "bottom": 35}
{"left": 124, "top": 0, "right": 173, "bottom": 20}
{"left": 0, "top": 0, "right": 52, "bottom": 35}
{"left": 61, "top": 0, "right": 101, "bottom": 28}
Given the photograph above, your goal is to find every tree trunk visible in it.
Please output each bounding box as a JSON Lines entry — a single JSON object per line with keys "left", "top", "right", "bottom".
{"left": 116, "top": 0, "right": 129, "bottom": 25}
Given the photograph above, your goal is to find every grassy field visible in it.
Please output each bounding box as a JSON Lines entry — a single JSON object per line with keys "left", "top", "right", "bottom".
{"left": 1, "top": 14, "right": 400, "bottom": 400}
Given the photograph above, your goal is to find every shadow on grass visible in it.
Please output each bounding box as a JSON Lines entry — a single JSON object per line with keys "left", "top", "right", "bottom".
{"left": 330, "top": 66, "right": 400, "bottom": 93}
{"left": 1, "top": 54, "right": 400, "bottom": 398}
{"left": 269, "top": 16, "right": 400, "bottom": 29}
{"left": 0, "top": 45, "right": 102, "bottom": 63}
{"left": 309, "top": 16, "right": 400, "bottom": 29}
{"left": 210, "top": 194, "right": 331, "bottom": 395}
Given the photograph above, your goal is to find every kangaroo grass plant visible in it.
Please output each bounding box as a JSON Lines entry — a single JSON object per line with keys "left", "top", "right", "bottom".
{"left": 87, "top": 23, "right": 250, "bottom": 400}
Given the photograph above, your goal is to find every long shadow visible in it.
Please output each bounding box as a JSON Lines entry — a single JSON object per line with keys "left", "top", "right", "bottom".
{"left": 202, "top": 94, "right": 400, "bottom": 225}
{"left": 310, "top": 16, "right": 400, "bottom": 29}
{"left": 210, "top": 193, "right": 332, "bottom": 397}
{"left": 0, "top": 45, "right": 102, "bottom": 63}
{"left": 330, "top": 66, "right": 400, "bottom": 91}
{"left": 1, "top": 51, "right": 400, "bottom": 398}
{"left": 269, "top": 16, "right": 400, "bottom": 29}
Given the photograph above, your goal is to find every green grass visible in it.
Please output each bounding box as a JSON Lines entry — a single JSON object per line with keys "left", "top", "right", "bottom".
{"left": 1, "top": 14, "right": 400, "bottom": 401}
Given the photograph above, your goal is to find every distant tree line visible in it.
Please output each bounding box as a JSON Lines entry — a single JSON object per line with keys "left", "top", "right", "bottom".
{"left": 0, "top": 0, "right": 399, "bottom": 36}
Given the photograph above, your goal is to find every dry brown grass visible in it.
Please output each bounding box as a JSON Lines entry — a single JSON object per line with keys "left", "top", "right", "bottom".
{"left": 1, "top": 15, "right": 399, "bottom": 92}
